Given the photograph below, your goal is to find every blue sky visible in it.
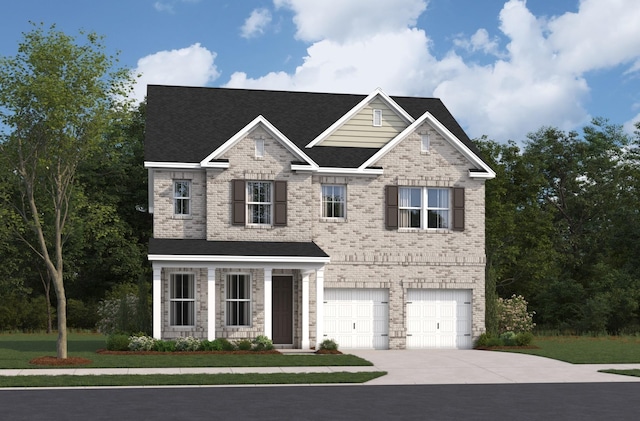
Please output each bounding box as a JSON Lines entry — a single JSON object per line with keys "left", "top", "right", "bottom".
{"left": 2, "top": 0, "right": 640, "bottom": 143}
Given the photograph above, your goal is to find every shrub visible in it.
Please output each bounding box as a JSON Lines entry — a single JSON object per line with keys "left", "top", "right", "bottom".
{"left": 128, "top": 335, "right": 156, "bottom": 351}
{"left": 496, "top": 294, "right": 536, "bottom": 334}
{"left": 215, "top": 338, "right": 236, "bottom": 351}
{"left": 252, "top": 335, "right": 274, "bottom": 351}
{"left": 500, "top": 331, "right": 517, "bottom": 346}
{"left": 236, "top": 339, "right": 252, "bottom": 351}
{"left": 175, "top": 336, "right": 202, "bottom": 351}
{"left": 153, "top": 340, "right": 176, "bottom": 352}
{"left": 514, "top": 332, "right": 534, "bottom": 346}
{"left": 475, "top": 332, "right": 491, "bottom": 348}
{"left": 106, "top": 334, "right": 130, "bottom": 351}
{"left": 319, "top": 339, "right": 339, "bottom": 351}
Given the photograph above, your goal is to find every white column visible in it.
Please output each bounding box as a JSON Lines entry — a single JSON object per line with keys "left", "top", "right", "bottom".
{"left": 264, "top": 267, "right": 273, "bottom": 339}
{"left": 301, "top": 271, "right": 310, "bottom": 349}
{"left": 207, "top": 266, "right": 216, "bottom": 341}
{"left": 315, "top": 268, "right": 324, "bottom": 348}
{"left": 152, "top": 264, "right": 162, "bottom": 339}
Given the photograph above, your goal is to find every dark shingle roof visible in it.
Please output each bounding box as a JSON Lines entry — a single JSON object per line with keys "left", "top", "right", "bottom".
{"left": 149, "top": 238, "right": 329, "bottom": 258}
{"left": 144, "top": 85, "right": 484, "bottom": 168}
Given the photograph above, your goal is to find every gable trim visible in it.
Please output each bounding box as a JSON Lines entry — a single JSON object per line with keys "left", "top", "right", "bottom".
{"left": 305, "top": 88, "right": 414, "bottom": 148}
{"left": 200, "top": 115, "right": 319, "bottom": 169}
{"left": 358, "top": 111, "right": 496, "bottom": 179}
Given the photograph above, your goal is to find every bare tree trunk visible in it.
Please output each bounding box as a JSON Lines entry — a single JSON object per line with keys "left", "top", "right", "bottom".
{"left": 39, "top": 271, "right": 53, "bottom": 334}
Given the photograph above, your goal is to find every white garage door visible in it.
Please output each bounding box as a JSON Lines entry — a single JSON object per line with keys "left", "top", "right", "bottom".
{"left": 406, "top": 289, "right": 473, "bottom": 349}
{"left": 324, "top": 289, "right": 389, "bottom": 349}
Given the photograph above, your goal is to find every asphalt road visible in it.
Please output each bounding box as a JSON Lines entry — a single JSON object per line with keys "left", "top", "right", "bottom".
{"left": 3, "top": 383, "right": 640, "bottom": 420}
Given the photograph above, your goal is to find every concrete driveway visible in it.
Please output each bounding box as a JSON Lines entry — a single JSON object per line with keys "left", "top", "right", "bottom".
{"left": 349, "top": 349, "right": 640, "bottom": 385}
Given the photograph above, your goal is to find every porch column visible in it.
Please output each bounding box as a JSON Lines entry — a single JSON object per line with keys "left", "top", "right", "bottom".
{"left": 152, "top": 264, "right": 162, "bottom": 339}
{"left": 315, "top": 268, "right": 324, "bottom": 348}
{"left": 207, "top": 266, "right": 216, "bottom": 340}
{"left": 301, "top": 271, "right": 311, "bottom": 349}
{"left": 264, "top": 267, "right": 273, "bottom": 339}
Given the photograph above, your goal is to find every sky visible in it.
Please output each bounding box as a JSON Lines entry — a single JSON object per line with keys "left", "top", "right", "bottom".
{"left": 2, "top": 0, "right": 640, "bottom": 143}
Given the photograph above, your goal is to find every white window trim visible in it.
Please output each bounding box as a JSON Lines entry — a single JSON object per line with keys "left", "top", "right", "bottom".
{"left": 169, "top": 273, "right": 195, "bottom": 327}
{"left": 373, "top": 109, "right": 382, "bottom": 127}
{"left": 173, "top": 180, "right": 191, "bottom": 217}
{"left": 321, "top": 184, "right": 347, "bottom": 220}
{"left": 225, "top": 273, "right": 252, "bottom": 327}
{"left": 246, "top": 181, "right": 273, "bottom": 227}
{"left": 399, "top": 187, "right": 451, "bottom": 230}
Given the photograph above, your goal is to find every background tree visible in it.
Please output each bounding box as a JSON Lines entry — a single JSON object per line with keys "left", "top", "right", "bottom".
{"left": 0, "top": 23, "right": 133, "bottom": 358}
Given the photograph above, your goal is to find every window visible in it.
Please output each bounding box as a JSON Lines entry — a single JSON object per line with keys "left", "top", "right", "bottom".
{"left": 247, "top": 181, "right": 272, "bottom": 225}
{"left": 170, "top": 274, "right": 195, "bottom": 326}
{"left": 421, "top": 134, "right": 430, "bottom": 152}
{"left": 232, "top": 180, "right": 287, "bottom": 227}
{"left": 255, "top": 138, "right": 264, "bottom": 158}
{"left": 173, "top": 180, "right": 191, "bottom": 215}
{"left": 373, "top": 109, "right": 382, "bottom": 126}
{"left": 399, "top": 187, "right": 450, "bottom": 229}
{"left": 321, "top": 185, "right": 346, "bottom": 219}
{"left": 226, "top": 274, "right": 251, "bottom": 326}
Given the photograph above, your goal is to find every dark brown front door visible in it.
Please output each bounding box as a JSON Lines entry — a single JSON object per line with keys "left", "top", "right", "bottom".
{"left": 272, "top": 276, "right": 293, "bottom": 344}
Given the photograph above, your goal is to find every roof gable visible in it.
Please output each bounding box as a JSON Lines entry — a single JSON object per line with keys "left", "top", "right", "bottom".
{"left": 144, "top": 85, "right": 491, "bottom": 173}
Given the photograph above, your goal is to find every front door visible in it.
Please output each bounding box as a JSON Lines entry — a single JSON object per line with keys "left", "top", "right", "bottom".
{"left": 272, "top": 276, "right": 293, "bottom": 344}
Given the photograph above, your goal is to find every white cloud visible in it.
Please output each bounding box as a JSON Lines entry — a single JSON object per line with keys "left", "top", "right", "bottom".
{"left": 131, "top": 43, "right": 220, "bottom": 103}
{"left": 241, "top": 8, "right": 273, "bottom": 39}
{"left": 154, "top": 0, "right": 200, "bottom": 14}
{"left": 273, "top": 0, "right": 427, "bottom": 43}
{"left": 454, "top": 29, "right": 502, "bottom": 57}
{"left": 226, "top": 28, "right": 437, "bottom": 95}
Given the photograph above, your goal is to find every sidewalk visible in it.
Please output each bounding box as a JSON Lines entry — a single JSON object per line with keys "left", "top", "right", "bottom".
{"left": 1, "top": 350, "right": 640, "bottom": 385}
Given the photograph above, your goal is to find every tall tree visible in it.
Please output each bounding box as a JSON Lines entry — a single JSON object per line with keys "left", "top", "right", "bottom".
{"left": 0, "top": 23, "right": 133, "bottom": 358}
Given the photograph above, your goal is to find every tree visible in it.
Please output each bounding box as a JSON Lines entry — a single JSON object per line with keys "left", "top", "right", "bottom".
{"left": 0, "top": 23, "right": 133, "bottom": 358}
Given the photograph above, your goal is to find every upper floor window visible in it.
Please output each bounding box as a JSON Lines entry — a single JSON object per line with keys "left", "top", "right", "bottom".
{"left": 387, "top": 186, "right": 465, "bottom": 231}
{"left": 170, "top": 273, "right": 195, "bottom": 326}
{"left": 321, "top": 185, "right": 346, "bottom": 219}
{"left": 173, "top": 180, "right": 191, "bottom": 216}
{"left": 232, "top": 180, "right": 287, "bottom": 227}
{"left": 247, "top": 181, "right": 272, "bottom": 225}
{"left": 373, "top": 109, "right": 382, "bottom": 126}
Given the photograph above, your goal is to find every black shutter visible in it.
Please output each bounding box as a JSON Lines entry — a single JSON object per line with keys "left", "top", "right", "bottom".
{"left": 385, "top": 185, "right": 398, "bottom": 229}
{"left": 452, "top": 187, "right": 465, "bottom": 231}
{"left": 274, "top": 180, "right": 287, "bottom": 226}
{"left": 232, "top": 179, "right": 245, "bottom": 225}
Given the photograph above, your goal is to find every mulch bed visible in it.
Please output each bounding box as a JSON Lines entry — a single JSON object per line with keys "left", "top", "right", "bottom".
{"left": 315, "top": 349, "right": 342, "bottom": 354}
{"left": 29, "top": 356, "right": 93, "bottom": 366}
{"left": 95, "top": 349, "right": 282, "bottom": 355}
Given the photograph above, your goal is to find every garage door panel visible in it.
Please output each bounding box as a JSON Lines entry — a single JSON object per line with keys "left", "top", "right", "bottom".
{"left": 406, "top": 289, "right": 472, "bottom": 349}
{"left": 324, "top": 288, "right": 389, "bottom": 350}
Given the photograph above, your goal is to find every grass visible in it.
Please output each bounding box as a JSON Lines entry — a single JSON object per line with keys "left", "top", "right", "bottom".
{"left": 600, "top": 369, "right": 640, "bottom": 378}
{"left": 0, "top": 332, "right": 381, "bottom": 387}
{"left": 499, "top": 335, "right": 640, "bottom": 364}
{"left": 0, "top": 372, "right": 387, "bottom": 388}
{"left": 0, "top": 333, "right": 372, "bottom": 369}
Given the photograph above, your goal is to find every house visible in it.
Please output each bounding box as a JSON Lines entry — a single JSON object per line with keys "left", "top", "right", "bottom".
{"left": 144, "top": 85, "right": 495, "bottom": 350}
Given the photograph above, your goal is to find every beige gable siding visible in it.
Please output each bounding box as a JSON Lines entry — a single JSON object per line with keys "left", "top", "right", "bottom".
{"left": 320, "top": 97, "right": 409, "bottom": 148}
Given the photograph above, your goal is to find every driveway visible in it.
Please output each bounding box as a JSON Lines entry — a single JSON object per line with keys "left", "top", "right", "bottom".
{"left": 349, "top": 349, "right": 640, "bottom": 385}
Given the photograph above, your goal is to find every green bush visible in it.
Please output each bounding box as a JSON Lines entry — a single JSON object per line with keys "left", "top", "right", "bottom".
{"left": 175, "top": 336, "right": 201, "bottom": 351}
{"left": 319, "top": 339, "right": 339, "bottom": 351}
{"left": 106, "top": 333, "right": 130, "bottom": 351}
{"left": 236, "top": 339, "right": 252, "bottom": 351}
{"left": 153, "top": 340, "right": 176, "bottom": 352}
{"left": 500, "top": 331, "right": 517, "bottom": 346}
{"left": 216, "top": 338, "right": 236, "bottom": 351}
{"left": 475, "top": 333, "right": 491, "bottom": 348}
{"left": 128, "top": 335, "right": 156, "bottom": 351}
{"left": 515, "top": 332, "right": 534, "bottom": 346}
{"left": 252, "top": 335, "right": 274, "bottom": 351}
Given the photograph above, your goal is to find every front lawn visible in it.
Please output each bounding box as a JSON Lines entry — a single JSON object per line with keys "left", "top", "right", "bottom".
{"left": 0, "top": 333, "right": 372, "bottom": 369}
{"left": 499, "top": 335, "right": 640, "bottom": 364}
{"left": 0, "top": 371, "right": 387, "bottom": 388}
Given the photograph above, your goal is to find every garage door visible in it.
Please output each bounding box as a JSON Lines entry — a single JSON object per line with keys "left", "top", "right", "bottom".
{"left": 406, "top": 289, "right": 472, "bottom": 349}
{"left": 324, "top": 289, "right": 389, "bottom": 349}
